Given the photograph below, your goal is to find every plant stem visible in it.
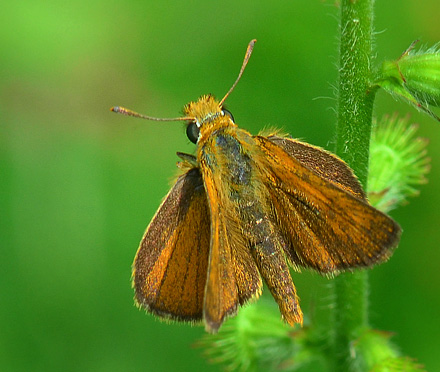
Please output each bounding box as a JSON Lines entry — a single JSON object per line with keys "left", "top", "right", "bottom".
{"left": 331, "top": 0, "right": 376, "bottom": 371}
{"left": 336, "top": 0, "right": 375, "bottom": 180}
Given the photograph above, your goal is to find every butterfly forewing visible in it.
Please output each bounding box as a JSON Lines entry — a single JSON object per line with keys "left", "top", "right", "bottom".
{"left": 132, "top": 166, "right": 210, "bottom": 322}
{"left": 267, "top": 135, "right": 367, "bottom": 200}
{"left": 255, "top": 135, "right": 401, "bottom": 273}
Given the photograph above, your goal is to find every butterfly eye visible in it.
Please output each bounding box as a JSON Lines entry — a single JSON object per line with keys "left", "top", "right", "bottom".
{"left": 222, "top": 109, "right": 235, "bottom": 123}
{"left": 186, "top": 122, "right": 200, "bottom": 144}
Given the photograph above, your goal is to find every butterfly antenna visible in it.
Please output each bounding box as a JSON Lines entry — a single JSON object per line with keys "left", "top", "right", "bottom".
{"left": 110, "top": 106, "right": 193, "bottom": 122}
{"left": 218, "top": 39, "right": 256, "bottom": 107}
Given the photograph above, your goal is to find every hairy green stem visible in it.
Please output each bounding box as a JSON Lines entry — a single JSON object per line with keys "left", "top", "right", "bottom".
{"left": 336, "top": 0, "right": 375, "bottom": 178}
{"left": 331, "top": 0, "right": 376, "bottom": 371}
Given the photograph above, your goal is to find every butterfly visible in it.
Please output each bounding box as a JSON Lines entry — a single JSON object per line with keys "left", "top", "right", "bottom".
{"left": 111, "top": 39, "right": 401, "bottom": 333}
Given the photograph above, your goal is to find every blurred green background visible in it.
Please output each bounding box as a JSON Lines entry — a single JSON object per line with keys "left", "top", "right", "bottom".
{"left": 1, "top": 1, "right": 439, "bottom": 371}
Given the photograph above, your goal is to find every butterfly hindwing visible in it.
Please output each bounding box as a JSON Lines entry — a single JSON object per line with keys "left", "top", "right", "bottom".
{"left": 132, "top": 165, "right": 210, "bottom": 322}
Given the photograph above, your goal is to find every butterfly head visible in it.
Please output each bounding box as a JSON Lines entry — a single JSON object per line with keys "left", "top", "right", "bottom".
{"left": 183, "top": 94, "right": 235, "bottom": 144}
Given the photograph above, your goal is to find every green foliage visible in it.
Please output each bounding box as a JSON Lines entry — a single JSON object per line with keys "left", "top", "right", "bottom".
{"left": 198, "top": 296, "right": 328, "bottom": 372}
{"left": 198, "top": 299, "right": 296, "bottom": 372}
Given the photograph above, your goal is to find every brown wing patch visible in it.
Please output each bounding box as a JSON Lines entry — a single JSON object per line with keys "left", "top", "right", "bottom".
{"left": 133, "top": 167, "right": 210, "bottom": 321}
{"left": 267, "top": 135, "right": 367, "bottom": 200}
{"left": 255, "top": 136, "right": 401, "bottom": 273}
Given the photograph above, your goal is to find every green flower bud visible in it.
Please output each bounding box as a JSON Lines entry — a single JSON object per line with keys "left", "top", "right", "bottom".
{"left": 368, "top": 114, "right": 430, "bottom": 212}
{"left": 354, "top": 328, "right": 426, "bottom": 371}
{"left": 399, "top": 44, "right": 440, "bottom": 106}
{"left": 376, "top": 41, "right": 440, "bottom": 121}
{"left": 197, "top": 298, "right": 297, "bottom": 371}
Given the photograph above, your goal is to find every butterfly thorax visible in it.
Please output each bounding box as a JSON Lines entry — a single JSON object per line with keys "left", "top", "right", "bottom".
{"left": 197, "top": 125, "right": 276, "bottom": 244}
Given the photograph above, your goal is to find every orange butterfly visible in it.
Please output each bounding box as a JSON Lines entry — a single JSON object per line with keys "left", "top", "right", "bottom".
{"left": 112, "top": 40, "right": 401, "bottom": 333}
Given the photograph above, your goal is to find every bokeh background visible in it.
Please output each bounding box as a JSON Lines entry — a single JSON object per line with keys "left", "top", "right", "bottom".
{"left": 2, "top": 1, "right": 439, "bottom": 371}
